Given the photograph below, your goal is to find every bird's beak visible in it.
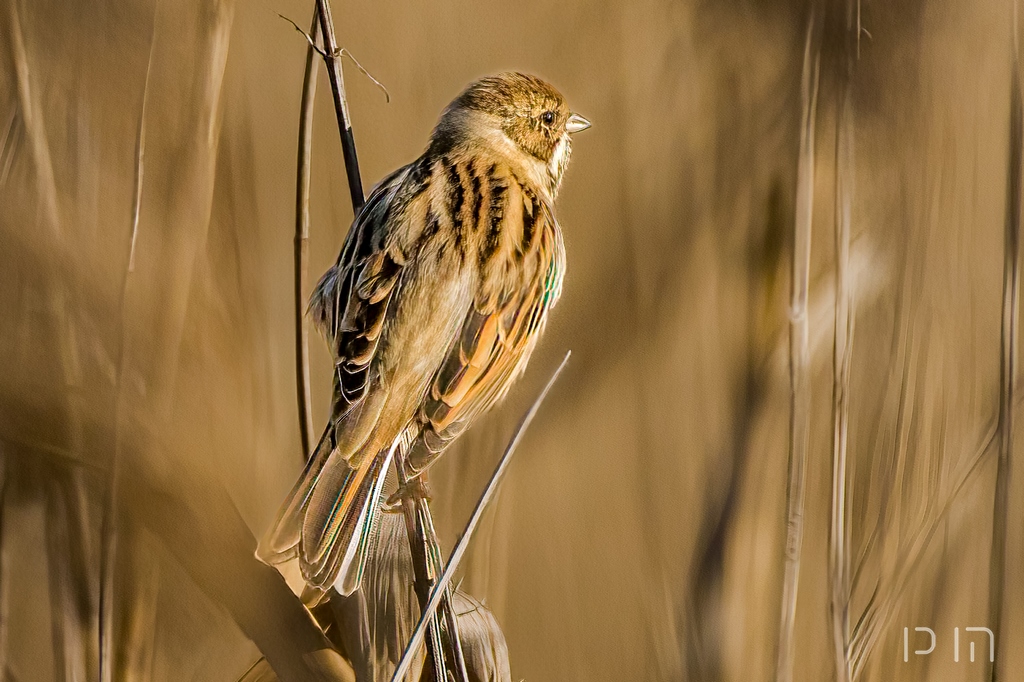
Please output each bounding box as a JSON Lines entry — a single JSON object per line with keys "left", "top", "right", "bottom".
{"left": 565, "top": 112, "right": 592, "bottom": 134}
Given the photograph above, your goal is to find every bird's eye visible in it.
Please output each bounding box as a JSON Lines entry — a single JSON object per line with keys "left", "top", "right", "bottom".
{"left": 541, "top": 111, "right": 555, "bottom": 125}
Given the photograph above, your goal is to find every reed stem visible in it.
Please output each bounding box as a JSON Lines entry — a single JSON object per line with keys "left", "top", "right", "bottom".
{"left": 775, "top": 13, "right": 819, "bottom": 682}
{"left": 314, "top": 0, "right": 364, "bottom": 213}
{"left": 391, "top": 352, "right": 570, "bottom": 682}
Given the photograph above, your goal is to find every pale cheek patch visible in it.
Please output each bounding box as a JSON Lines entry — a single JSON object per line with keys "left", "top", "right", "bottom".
{"left": 548, "top": 135, "right": 572, "bottom": 189}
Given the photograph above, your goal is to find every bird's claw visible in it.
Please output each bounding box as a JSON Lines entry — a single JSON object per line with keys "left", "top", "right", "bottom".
{"left": 385, "top": 477, "right": 432, "bottom": 509}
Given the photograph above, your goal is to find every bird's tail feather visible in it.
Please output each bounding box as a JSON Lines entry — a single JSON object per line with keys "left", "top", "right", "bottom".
{"left": 300, "top": 444, "right": 394, "bottom": 594}
{"left": 256, "top": 424, "right": 394, "bottom": 595}
{"left": 257, "top": 388, "right": 390, "bottom": 582}
{"left": 256, "top": 425, "right": 336, "bottom": 566}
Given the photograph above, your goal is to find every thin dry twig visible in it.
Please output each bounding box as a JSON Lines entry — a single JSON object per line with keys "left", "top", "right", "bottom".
{"left": 334, "top": 48, "right": 390, "bottom": 104}
{"left": 279, "top": 16, "right": 390, "bottom": 104}
{"left": 391, "top": 352, "right": 572, "bottom": 682}
{"left": 775, "top": 12, "right": 820, "bottom": 682}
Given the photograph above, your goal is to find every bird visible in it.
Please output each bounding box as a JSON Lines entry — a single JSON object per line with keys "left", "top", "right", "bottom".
{"left": 257, "top": 72, "right": 590, "bottom": 596}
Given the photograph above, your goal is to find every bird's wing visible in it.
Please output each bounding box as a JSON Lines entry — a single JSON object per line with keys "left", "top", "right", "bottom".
{"left": 258, "top": 162, "right": 429, "bottom": 567}
{"left": 410, "top": 199, "right": 565, "bottom": 471}
{"left": 308, "top": 163, "right": 426, "bottom": 419}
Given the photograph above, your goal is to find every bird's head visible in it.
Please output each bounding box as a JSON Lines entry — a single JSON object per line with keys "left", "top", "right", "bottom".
{"left": 432, "top": 72, "right": 591, "bottom": 196}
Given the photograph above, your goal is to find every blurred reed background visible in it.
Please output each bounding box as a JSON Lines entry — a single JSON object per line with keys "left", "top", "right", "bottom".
{"left": 1, "top": 0, "right": 1023, "bottom": 680}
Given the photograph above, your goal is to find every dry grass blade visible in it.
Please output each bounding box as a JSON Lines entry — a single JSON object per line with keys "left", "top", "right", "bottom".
{"left": 391, "top": 351, "right": 571, "bottom": 682}
{"left": 127, "top": 12, "right": 156, "bottom": 274}
{"left": 236, "top": 657, "right": 277, "bottom": 682}
{"left": 7, "top": 0, "right": 60, "bottom": 241}
{"left": 294, "top": 10, "right": 320, "bottom": 459}
{"left": 0, "top": 106, "right": 17, "bottom": 189}
{"left": 45, "top": 485, "right": 78, "bottom": 681}
{"left": 120, "top": 549, "right": 160, "bottom": 681}
{"left": 849, "top": 420, "right": 999, "bottom": 678}
{"left": 103, "top": 7, "right": 157, "bottom": 676}
{"left": 0, "top": 451, "right": 8, "bottom": 680}
{"left": 44, "top": 471, "right": 98, "bottom": 681}
{"left": 6, "top": 0, "right": 82, "bottom": 453}
{"left": 99, "top": 2, "right": 250, "bottom": 679}
{"left": 829, "top": 12, "right": 856, "bottom": 681}
{"left": 98, "top": 501, "right": 116, "bottom": 682}
{"left": 987, "top": 27, "right": 1022, "bottom": 682}
{"left": 775, "top": 11, "right": 820, "bottom": 682}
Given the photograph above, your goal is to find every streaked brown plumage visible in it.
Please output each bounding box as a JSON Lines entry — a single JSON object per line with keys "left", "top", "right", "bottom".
{"left": 257, "top": 72, "right": 590, "bottom": 594}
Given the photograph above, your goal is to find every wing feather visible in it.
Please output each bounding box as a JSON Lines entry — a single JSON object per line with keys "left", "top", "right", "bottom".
{"left": 408, "top": 200, "right": 564, "bottom": 472}
{"left": 309, "top": 159, "right": 431, "bottom": 419}
{"left": 259, "top": 160, "right": 432, "bottom": 584}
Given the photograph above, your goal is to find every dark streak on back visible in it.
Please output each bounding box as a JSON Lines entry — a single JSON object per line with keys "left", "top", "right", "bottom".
{"left": 481, "top": 163, "right": 507, "bottom": 265}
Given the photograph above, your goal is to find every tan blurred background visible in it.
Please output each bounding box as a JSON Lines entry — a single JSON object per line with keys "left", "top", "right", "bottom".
{"left": 2, "top": 0, "right": 1023, "bottom": 680}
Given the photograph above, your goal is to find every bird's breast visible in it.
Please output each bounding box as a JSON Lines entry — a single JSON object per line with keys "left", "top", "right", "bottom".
{"left": 411, "top": 153, "right": 553, "bottom": 302}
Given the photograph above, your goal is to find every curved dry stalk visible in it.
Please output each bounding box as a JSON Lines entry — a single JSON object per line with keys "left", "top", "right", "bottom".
{"left": 391, "top": 352, "right": 571, "bottom": 682}
{"left": 775, "top": 13, "right": 820, "bottom": 682}
{"left": 293, "top": 11, "right": 320, "bottom": 459}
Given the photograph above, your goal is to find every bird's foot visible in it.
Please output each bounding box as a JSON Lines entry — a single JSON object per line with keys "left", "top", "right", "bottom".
{"left": 384, "top": 476, "right": 433, "bottom": 510}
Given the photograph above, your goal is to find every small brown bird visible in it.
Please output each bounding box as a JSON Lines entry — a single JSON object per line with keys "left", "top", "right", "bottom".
{"left": 257, "top": 72, "right": 590, "bottom": 595}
